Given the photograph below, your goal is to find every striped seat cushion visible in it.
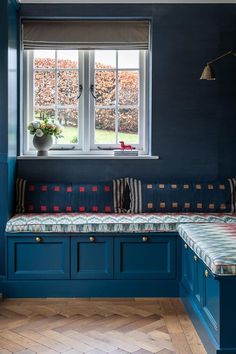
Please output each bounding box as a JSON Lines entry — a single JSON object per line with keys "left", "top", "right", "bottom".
{"left": 177, "top": 223, "right": 236, "bottom": 276}
{"left": 5, "top": 212, "right": 236, "bottom": 233}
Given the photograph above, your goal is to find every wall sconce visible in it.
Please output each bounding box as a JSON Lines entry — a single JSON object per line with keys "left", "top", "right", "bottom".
{"left": 200, "top": 50, "right": 236, "bottom": 80}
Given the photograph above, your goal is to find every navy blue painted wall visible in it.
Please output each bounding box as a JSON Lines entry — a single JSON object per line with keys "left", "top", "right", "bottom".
{"left": 0, "top": 0, "right": 18, "bottom": 277}
{"left": 17, "top": 4, "right": 236, "bottom": 183}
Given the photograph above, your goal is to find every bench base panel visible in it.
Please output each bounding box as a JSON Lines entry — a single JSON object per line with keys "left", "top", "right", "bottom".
{"left": 180, "top": 277, "right": 236, "bottom": 354}
{"left": 181, "top": 283, "right": 218, "bottom": 354}
{"left": 2, "top": 279, "right": 179, "bottom": 298}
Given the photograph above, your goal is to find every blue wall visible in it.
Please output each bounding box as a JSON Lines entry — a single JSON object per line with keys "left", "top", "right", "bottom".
{"left": 17, "top": 4, "right": 236, "bottom": 183}
{"left": 0, "top": 0, "right": 18, "bottom": 277}
{"left": 0, "top": 1, "right": 235, "bottom": 284}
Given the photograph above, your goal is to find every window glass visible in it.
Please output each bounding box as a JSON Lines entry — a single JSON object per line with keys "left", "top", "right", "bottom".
{"left": 118, "top": 50, "right": 139, "bottom": 69}
{"left": 57, "top": 50, "right": 78, "bottom": 69}
{"left": 95, "top": 50, "right": 116, "bottom": 69}
{"left": 25, "top": 49, "right": 146, "bottom": 153}
{"left": 32, "top": 50, "right": 80, "bottom": 145}
{"left": 95, "top": 109, "right": 116, "bottom": 144}
{"left": 93, "top": 50, "right": 140, "bottom": 146}
{"left": 34, "top": 50, "right": 55, "bottom": 69}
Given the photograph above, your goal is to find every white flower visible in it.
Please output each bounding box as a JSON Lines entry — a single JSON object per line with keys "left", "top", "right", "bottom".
{"left": 32, "top": 120, "right": 41, "bottom": 129}
{"left": 54, "top": 121, "right": 61, "bottom": 129}
{"left": 35, "top": 129, "right": 44, "bottom": 137}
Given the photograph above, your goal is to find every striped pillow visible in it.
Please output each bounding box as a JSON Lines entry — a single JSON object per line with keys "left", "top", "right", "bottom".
{"left": 112, "top": 178, "right": 131, "bottom": 213}
{"left": 229, "top": 178, "right": 236, "bottom": 212}
{"left": 128, "top": 178, "right": 142, "bottom": 213}
{"left": 16, "top": 178, "right": 27, "bottom": 213}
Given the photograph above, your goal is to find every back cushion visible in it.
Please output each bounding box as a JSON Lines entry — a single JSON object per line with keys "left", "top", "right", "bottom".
{"left": 16, "top": 179, "right": 120, "bottom": 213}
{"left": 70, "top": 182, "right": 114, "bottom": 213}
{"left": 141, "top": 180, "right": 235, "bottom": 213}
{"left": 112, "top": 178, "right": 130, "bottom": 213}
{"left": 24, "top": 182, "right": 72, "bottom": 213}
{"left": 127, "top": 178, "right": 142, "bottom": 213}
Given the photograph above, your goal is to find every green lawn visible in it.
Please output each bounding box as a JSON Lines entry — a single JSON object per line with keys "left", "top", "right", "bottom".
{"left": 57, "top": 126, "right": 139, "bottom": 145}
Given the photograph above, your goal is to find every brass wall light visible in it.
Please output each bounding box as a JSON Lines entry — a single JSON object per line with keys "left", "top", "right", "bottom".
{"left": 200, "top": 50, "right": 236, "bottom": 80}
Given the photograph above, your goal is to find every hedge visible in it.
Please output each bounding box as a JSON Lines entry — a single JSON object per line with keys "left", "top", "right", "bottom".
{"left": 34, "top": 58, "right": 139, "bottom": 133}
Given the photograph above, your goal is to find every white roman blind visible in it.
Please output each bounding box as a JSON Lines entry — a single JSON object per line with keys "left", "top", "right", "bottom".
{"left": 22, "top": 20, "right": 150, "bottom": 50}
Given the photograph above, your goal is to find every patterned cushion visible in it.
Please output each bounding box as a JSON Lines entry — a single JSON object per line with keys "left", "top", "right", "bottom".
{"left": 177, "top": 223, "right": 236, "bottom": 276}
{"left": 24, "top": 182, "right": 71, "bottom": 213}
{"left": 71, "top": 182, "right": 114, "bottom": 213}
{"left": 140, "top": 180, "right": 236, "bottom": 213}
{"left": 5, "top": 212, "right": 236, "bottom": 233}
{"left": 16, "top": 178, "right": 131, "bottom": 214}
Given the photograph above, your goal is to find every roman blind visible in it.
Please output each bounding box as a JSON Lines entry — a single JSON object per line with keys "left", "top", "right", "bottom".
{"left": 22, "top": 20, "right": 150, "bottom": 50}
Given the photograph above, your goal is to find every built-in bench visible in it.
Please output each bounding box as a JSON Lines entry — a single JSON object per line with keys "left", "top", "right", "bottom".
{"left": 6, "top": 212, "right": 236, "bottom": 233}
{"left": 3, "top": 177, "right": 236, "bottom": 353}
{"left": 5, "top": 214, "right": 236, "bottom": 353}
{"left": 177, "top": 223, "right": 236, "bottom": 354}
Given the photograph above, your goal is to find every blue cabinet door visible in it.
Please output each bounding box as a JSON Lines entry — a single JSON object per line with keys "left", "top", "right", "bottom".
{"left": 193, "top": 256, "right": 204, "bottom": 306}
{"left": 115, "top": 235, "right": 176, "bottom": 279}
{"left": 71, "top": 236, "right": 113, "bottom": 279}
{"left": 182, "top": 242, "right": 194, "bottom": 294}
{"left": 8, "top": 236, "right": 70, "bottom": 280}
{"left": 202, "top": 268, "right": 220, "bottom": 341}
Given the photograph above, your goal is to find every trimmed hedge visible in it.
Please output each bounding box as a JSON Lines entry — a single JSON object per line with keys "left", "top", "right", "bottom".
{"left": 35, "top": 59, "right": 138, "bottom": 133}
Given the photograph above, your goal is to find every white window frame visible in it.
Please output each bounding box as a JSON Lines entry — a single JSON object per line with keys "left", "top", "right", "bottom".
{"left": 23, "top": 49, "right": 149, "bottom": 155}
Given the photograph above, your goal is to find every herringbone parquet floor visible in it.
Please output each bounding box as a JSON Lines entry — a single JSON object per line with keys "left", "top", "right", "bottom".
{"left": 0, "top": 298, "right": 206, "bottom": 354}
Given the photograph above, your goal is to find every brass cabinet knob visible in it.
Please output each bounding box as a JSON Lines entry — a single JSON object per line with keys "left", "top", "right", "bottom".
{"left": 194, "top": 255, "right": 198, "bottom": 262}
{"left": 89, "top": 236, "right": 95, "bottom": 242}
{"left": 35, "top": 237, "right": 42, "bottom": 243}
{"left": 184, "top": 243, "right": 188, "bottom": 249}
{"left": 205, "top": 269, "right": 209, "bottom": 278}
{"left": 142, "top": 236, "right": 148, "bottom": 242}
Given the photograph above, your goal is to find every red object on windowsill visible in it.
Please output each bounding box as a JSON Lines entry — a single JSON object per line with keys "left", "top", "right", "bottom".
{"left": 119, "top": 141, "right": 136, "bottom": 150}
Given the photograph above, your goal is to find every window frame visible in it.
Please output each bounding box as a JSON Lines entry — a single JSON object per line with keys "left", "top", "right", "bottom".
{"left": 23, "top": 49, "right": 149, "bottom": 156}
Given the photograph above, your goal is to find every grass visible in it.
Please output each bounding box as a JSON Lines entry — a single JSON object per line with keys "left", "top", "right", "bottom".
{"left": 57, "top": 126, "right": 139, "bottom": 145}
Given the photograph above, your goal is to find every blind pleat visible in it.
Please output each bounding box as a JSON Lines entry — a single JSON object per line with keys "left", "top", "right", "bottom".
{"left": 22, "top": 20, "right": 149, "bottom": 50}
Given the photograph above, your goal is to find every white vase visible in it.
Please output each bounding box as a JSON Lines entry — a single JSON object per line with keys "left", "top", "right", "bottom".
{"left": 33, "top": 135, "right": 53, "bottom": 156}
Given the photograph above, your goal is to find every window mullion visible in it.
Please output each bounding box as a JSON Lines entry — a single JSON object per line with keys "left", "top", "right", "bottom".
{"left": 54, "top": 50, "right": 58, "bottom": 145}
{"left": 77, "top": 50, "right": 83, "bottom": 150}
{"left": 89, "top": 51, "right": 95, "bottom": 151}
{"left": 140, "top": 50, "right": 147, "bottom": 153}
{"left": 83, "top": 50, "right": 91, "bottom": 152}
{"left": 115, "top": 50, "right": 119, "bottom": 144}
{"left": 26, "top": 51, "right": 34, "bottom": 153}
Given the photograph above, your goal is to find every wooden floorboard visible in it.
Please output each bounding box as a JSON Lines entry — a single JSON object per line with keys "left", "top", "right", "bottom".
{"left": 0, "top": 298, "right": 206, "bottom": 354}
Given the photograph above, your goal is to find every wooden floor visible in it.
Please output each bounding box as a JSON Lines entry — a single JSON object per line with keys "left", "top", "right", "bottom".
{"left": 0, "top": 298, "right": 206, "bottom": 354}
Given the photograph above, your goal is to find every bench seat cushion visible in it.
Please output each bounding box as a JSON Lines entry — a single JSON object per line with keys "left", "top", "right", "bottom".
{"left": 177, "top": 223, "right": 236, "bottom": 276}
{"left": 6, "top": 212, "right": 236, "bottom": 233}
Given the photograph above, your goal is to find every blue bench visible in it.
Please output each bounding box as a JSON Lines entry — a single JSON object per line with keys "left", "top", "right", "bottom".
{"left": 4, "top": 177, "right": 236, "bottom": 353}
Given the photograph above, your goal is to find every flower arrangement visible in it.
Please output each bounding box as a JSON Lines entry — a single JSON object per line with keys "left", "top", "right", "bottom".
{"left": 28, "top": 118, "right": 63, "bottom": 139}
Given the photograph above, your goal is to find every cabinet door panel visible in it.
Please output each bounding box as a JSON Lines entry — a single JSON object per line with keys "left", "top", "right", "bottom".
{"left": 115, "top": 236, "right": 176, "bottom": 279}
{"left": 193, "top": 257, "right": 204, "bottom": 305}
{"left": 8, "top": 236, "right": 70, "bottom": 280}
{"left": 202, "top": 269, "right": 220, "bottom": 340}
{"left": 71, "top": 236, "right": 113, "bottom": 279}
{"left": 182, "top": 242, "right": 194, "bottom": 293}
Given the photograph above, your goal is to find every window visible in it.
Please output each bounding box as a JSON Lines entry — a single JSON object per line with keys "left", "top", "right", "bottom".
{"left": 22, "top": 20, "right": 150, "bottom": 155}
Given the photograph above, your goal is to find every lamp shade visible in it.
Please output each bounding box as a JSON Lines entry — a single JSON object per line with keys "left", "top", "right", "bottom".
{"left": 200, "top": 64, "right": 216, "bottom": 80}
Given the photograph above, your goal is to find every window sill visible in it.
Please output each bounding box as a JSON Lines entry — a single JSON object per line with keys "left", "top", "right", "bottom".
{"left": 17, "top": 154, "right": 160, "bottom": 160}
